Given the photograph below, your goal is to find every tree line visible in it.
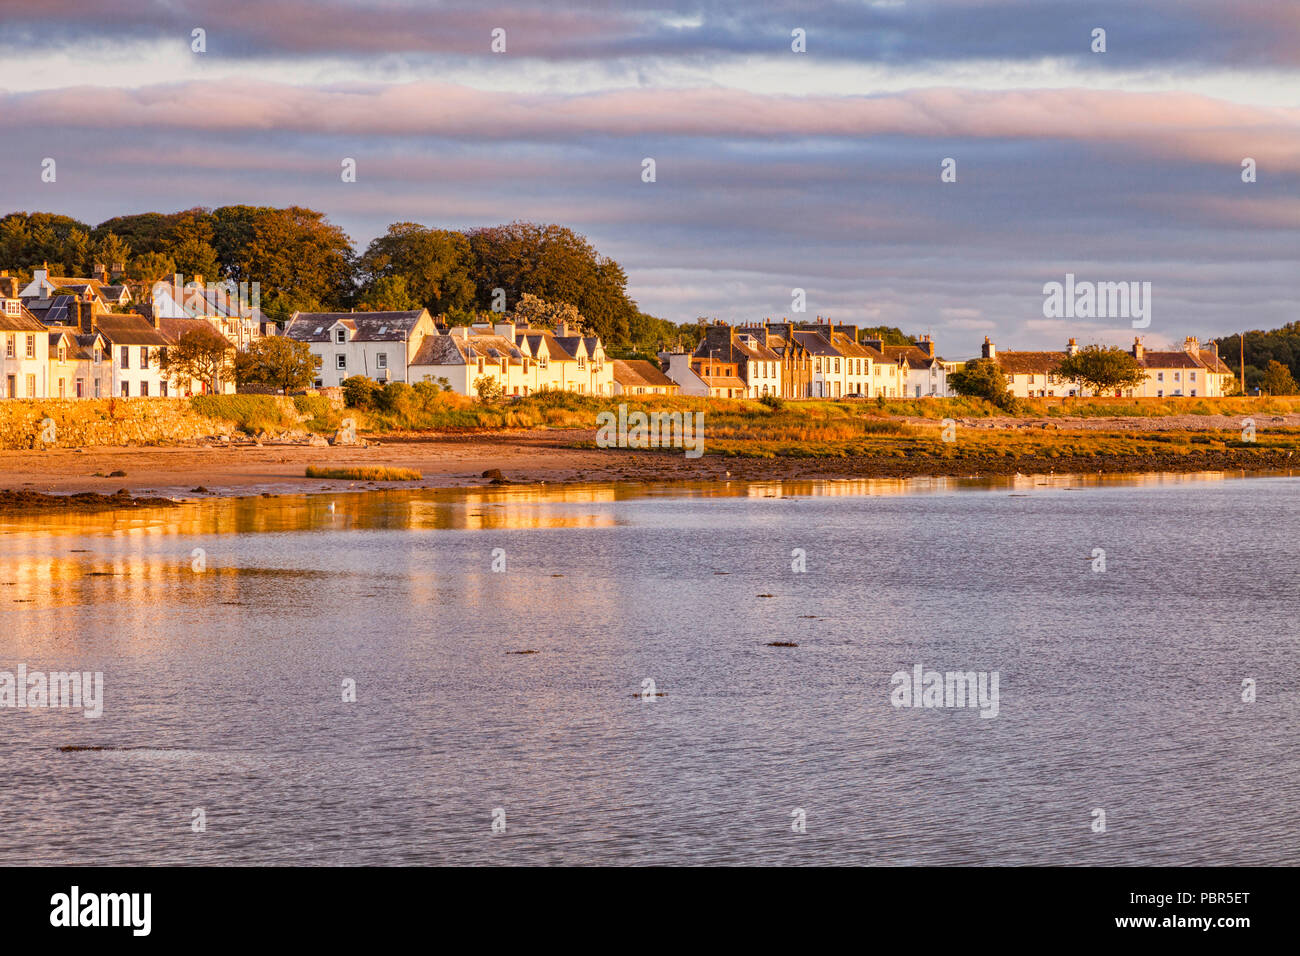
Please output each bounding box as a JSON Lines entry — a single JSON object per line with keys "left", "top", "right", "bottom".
{"left": 1213, "top": 326, "right": 1300, "bottom": 395}
{"left": 0, "top": 207, "right": 700, "bottom": 351}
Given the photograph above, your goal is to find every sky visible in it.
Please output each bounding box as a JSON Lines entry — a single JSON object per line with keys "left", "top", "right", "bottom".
{"left": 0, "top": 0, "right": 1296, "bottom": 355}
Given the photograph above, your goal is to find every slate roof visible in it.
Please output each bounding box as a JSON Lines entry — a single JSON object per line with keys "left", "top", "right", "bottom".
{"left": 613, "top": 359, "right": 678, "bottom": 390}
{"left": 90, "top": 313, "right": 171, "bottom": 347}
{"left": 285, "top": 310, "right": 427, "bottom": 343}
{"left": 0, "top": 307, "right": 48, "bottom": 332}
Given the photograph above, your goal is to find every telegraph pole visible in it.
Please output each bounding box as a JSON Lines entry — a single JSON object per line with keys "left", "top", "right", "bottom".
{"left": 1240, "top": 332, "right": 1246, "bottom": 395}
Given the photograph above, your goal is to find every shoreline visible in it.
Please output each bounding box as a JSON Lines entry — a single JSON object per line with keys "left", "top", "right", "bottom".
{"left": 1, "top": 427, "right": 1296, "bottom": 512}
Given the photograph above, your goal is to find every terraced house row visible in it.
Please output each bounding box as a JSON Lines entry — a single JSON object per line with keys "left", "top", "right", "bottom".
{"left": 285, "top": 311, "right": 614, "bottom": 396}
{"left": 659, "top": 319, "right": 955, "bottom": 400}
{"left": 979, "top": 336, "right": 1235, "bottom": 398}
{"left": 0, "top": 266, "right": 268, "bottom": 400}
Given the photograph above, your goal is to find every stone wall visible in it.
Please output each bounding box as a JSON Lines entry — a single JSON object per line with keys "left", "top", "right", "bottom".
{"left": 0, "top": 398, "right": 236, "bottom": 449}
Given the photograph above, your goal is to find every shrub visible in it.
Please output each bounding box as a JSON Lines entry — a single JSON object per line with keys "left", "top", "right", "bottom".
{"left": 342, "top": 376, "right": 383, "bottom": 410}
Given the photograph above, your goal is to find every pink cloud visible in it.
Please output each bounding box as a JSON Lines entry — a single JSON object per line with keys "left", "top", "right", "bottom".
{"left": 3, "top": 81, "right": 1297, "bottom": 171}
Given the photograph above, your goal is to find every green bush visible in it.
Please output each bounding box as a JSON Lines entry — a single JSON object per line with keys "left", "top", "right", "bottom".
{"left": 342, "top": 376, "right": 383, "bottom": 410}
{"left": 190, "top": 395, "right": 294, "bottom": 433}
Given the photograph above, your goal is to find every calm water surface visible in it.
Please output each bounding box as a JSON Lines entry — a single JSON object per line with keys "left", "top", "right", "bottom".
{"left": 1, "top": 472, "right": 1296, "bottom": 865}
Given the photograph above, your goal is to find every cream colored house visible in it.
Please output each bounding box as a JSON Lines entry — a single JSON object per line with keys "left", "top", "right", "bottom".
{"left": 980, "top": 336, "right": 1235, "bottom": 398}
{"left": 409, "top": 320, "right": 615, "bottom": 398}
{"left": 1, "top": 298, "right": 51, "bottom": 398}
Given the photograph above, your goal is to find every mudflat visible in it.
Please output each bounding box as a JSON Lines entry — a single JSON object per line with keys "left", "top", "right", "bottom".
{"left": 0, "top": 420, "right": 1297, "bottom": 510}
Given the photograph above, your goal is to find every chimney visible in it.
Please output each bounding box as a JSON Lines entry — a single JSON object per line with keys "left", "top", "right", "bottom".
{"left": 76, "top": 300, "right": 95, "bottom": 334}
{"left": 1184, "top": 335, "right": 1198, "bottom": 353}
{"left": 982, "top": 336, "right": 995, "bottom": 360}
{"left": 451, "top": 325, "right": 470, "bottom": 341}
{"left": 111, "top": 262, "right": 125, "bottom": 279}
{"left": 493, "top": 319, "right": 515, "bottom": 340}
{"left": 919, "top": 334, "right": 935, "bottom": 358}
{"left": 864, "top": 337, "right": 884, "bottom": 352}
{"left": 93, "top": 263, "right": 108, "bottom": 284}
{"left": 1067, "top": 337, "right": 1079, "bottom": 356}
{"left": 1211, "top": 341, "right": 1219, "bottom": 358}
{"left": 1132, "top": 337, "right": 1144, "bottom": 360}
{"left": 556, "top": 319, "right": 568, "bottom": 337}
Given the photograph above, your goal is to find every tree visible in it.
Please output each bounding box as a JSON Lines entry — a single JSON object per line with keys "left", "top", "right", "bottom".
{"left": 93, "top": 232, "right": 133, "bottom": 271}
{"left": 508, "top": 293, "right": 581, "bottom": 332}
{"left": 170, "top": 236, "right": 221, "bottom": 281}
{"left": 128, "top": 252, "right": 177, "bottom": 285}
{"left": 466, "top": 221, "right": 637, "bottom": 344}
{"left": 1260, "top": 360, "right": 1298, "bottom": 395}
{"left": 162, "top": 326, "right": 234, "bottom": 394}
{"left": 1056, "top": 345, "right": 1147, "bottom": 394}
{"left": 358, "top": 222, "right": 474, "bottom": 314}
{"left": 473, "top": 375, "right": 503, "bottom": 402}
{"left": 948, "top": 358, "right": 1019, "bottom": 411}
{"left": 356, "top": 275, "right": 421, "bottom": 312}
{"left": 234, "top": 336, "right": 317, "bottom": 393}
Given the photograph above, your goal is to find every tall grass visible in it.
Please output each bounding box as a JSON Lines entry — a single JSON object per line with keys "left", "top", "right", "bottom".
{"left": 305, "top": 466, "right": 423, "bottom": 481}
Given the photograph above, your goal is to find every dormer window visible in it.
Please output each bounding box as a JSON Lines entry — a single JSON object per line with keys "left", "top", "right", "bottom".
{"left": 4, "top": 300, "right": 18, "bottom": 316}
{"left": 335, "top": 328, "right": 347, "bottom": 344}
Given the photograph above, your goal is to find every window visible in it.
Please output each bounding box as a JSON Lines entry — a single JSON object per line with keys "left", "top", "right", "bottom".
{"left": 121, "top": 346, "right": 130, "bottom": 369}
{"left": 1190, "top": 372, "right": 1197, "bottom": 382}
{"left": 834, "top": 359, "right": 840, "bottom": 373}
{"left": 94, "top": 380, "right": 101, "bottom": 398}
{"left": 4, "top": 334, "right": 12, "bottom": 358}
{"left": 815, "top": 358, "right": 821, "bottom": 372}
{"left": 141, "top": 346, "right": 149, "bottom": 367}
{"left": 1173, "top": 372, "right": 1180, "bottom": 381}
{"left": 336, "top": 354, "right": 347, "bottom": 370}
{"left": 376, "top": 352, "right": 387, "bottom": 369}
{"left": 76, "top": 379, "right": 84, "bottom": 398}
{"left": 477, "top": 358, "right": 484, "bottom": 372}
{"left": 141, "top": 380, "right": 149, "bottom": 397}
{"left": 4, "top": 300, "right": 18, "bottom": 315}
{"left": 1157, "top": 372, "right": 1164, "bottom": 382}
{"left": 58, "top": 378, "right": 65, "bottom": 398}
{"left": 160, "top": 379, "right": 168, "bottom": 396}
{"left": 26, "top": 374, "right": 36, "bottom": 397}
{"left": 25, "top": 334, "right": 35, "bottom": 358}
{"left": 94, "top": 347, "right": 102, "bottom": 364}
{"left": 335, "top": 328, "right": 347, "bottom": 343}
{"left": 121, "top": 381, "right": 129, "bottom": 397}
{"left": 58, "top": 346, "right": 66, "bottom": 362}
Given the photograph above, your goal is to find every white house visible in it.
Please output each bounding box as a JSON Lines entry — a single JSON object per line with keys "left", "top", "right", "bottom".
{"left": 285, "top": 309, "right": 436, "bottom": 388}
{"left": 658, "top": 351, "right": 710, "bottom": 396}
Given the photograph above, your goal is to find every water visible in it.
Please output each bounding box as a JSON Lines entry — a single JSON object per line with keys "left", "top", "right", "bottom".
{"left": 1, "top": 473, "right": 1296, "bottom": 865}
